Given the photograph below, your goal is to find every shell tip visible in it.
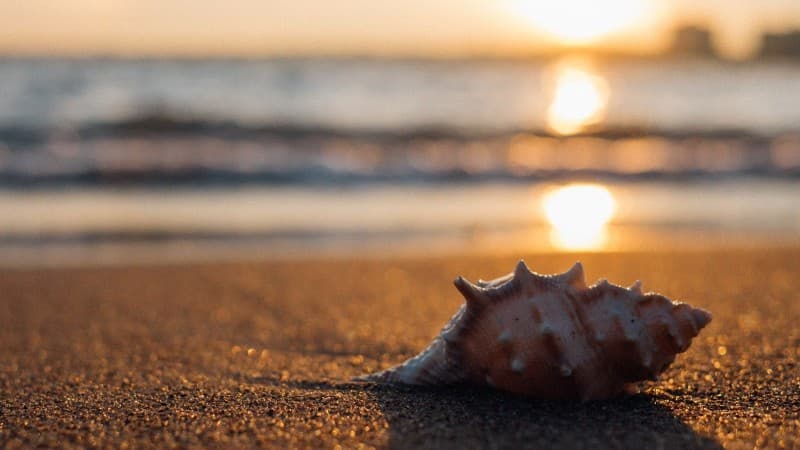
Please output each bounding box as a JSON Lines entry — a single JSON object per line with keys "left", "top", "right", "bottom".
{"left": 562, "top": 261, "right": 587, "bottom": 289}
{"left": 454, "top": 275, "right": 489, "bottom": 308}
{"left": 629, "top": 280, "right": 643, "bottom": 295}
{"left": 691, "top": 308, "right": 713, "bottom": 330}
{"left": 514, "top": 260, "right": 532, "bottom": 280}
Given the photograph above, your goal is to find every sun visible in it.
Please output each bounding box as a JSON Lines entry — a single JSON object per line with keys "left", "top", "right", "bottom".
{"left": 508, "top": 0, "right": 653, "bottom": 44}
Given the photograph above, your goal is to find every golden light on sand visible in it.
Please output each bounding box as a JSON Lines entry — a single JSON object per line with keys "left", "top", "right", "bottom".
{"left": 547, "top": 64, "right": 609, "bottom": 135}
{"left": 543, "top": 184, "right": 616, "bottom": 250}
{"left": 508, "top": 0, "right": 653, "bottom": 44}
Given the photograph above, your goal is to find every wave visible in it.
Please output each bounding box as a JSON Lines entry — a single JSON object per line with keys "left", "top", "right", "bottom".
{"left": 0, "top": 115, "right": 799, "bottom": 187}
{"left": 0, "top": 114, "right": 788, "bottom": 146}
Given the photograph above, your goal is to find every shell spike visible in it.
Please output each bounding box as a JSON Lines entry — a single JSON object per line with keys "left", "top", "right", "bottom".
{"left": 454, "top": 276, "right": 490, "bottom": 309}
{"left": 629, "top": 280, "right": 643, "bottom": 295}
{"left": 514, "top": 260, "right": 535, "bottom": 282}
{"left": 559, "top": 261, "right": 587, "bottom": 289}
{"left": 690, "top": 307, "right": 713, "bottom": 331}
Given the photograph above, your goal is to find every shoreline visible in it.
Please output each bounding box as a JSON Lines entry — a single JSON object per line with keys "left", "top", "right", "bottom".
{"left": 2, "top": 240, "right": 800, "bottom": 270}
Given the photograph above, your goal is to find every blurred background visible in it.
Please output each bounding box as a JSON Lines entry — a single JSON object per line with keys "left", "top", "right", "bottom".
{"left": 1, "top": 0, "right": 799, "bottom": 265}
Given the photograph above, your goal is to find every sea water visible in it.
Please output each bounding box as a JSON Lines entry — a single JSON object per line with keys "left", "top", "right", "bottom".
{"left": 0, "top": 57, "right": 798, "bottom": 264}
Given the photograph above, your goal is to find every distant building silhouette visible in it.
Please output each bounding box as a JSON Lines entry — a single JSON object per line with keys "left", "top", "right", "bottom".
{"left": 758, "top": 30, "right": 800, "bottom": 59}
{"left": 669, "top": 25, "right": 716, "bottom": 58}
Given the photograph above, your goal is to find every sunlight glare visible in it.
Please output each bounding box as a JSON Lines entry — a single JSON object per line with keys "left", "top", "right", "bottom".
{"left": 509, "top": 0, "right": 652, "bottom": 44}
{"left": 547, "top": 64, "right": 609, "bottom": 135}
{"left": 542, "top": 184, "right": 616, "bottom": 250}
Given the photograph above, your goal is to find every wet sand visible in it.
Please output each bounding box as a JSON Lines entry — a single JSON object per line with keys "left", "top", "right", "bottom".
{"left": 1, "top": 250, "right": 798, "bottom": 448}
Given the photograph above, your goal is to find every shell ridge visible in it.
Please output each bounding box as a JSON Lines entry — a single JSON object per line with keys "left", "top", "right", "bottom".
{"left": 567, "top": 289, "right": 616, "bottom": 397}
{"left": 476, "top": 272, "right": 513, "bottom": 289}
{"left": 598, "top": 281, "right": 656, "bottom": 379}
{"left": 357, "top": 299, "right": 475, "bottom": 385}
{"left": 627, "top": 289, "right": 658, "bottom": 376}
{"left": 485, "top": 275, "right": 524, "bottom": 302}
{"left": 355, "top": 335, "right": 468, "bottom": 385}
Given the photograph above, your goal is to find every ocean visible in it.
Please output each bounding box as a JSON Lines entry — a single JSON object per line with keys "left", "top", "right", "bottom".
{"left": 1, "top": 57, "right": 798, "bottom": 265}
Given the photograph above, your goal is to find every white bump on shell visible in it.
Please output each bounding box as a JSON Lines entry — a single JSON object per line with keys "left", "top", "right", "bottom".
{"left": 624, "top": 325, "right": 639, "bottom": 341}
{"left": 497, "top": 330, "right": 512, "bottom": 344}
{"left": 595, "top": 332, "right": 606, "bottom": 342}
{"left": 510, "top": 357, "right": 525, "bottom": 373}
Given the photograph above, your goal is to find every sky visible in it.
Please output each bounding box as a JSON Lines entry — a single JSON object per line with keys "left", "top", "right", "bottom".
{"left": 1, "top": 0, "right": 800, "bottom": 59}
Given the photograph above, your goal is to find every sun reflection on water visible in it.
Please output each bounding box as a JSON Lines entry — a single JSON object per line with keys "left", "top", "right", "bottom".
{"left": 546, "top": 63, "right": 609, "bottom": 135}
{"left": 542, "top": 184, "right": 616, "bottom": 250}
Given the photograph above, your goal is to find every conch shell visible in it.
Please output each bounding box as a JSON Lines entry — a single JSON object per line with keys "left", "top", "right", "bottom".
{"left": 358, "top": 261, "right": 712, "bottom": 400}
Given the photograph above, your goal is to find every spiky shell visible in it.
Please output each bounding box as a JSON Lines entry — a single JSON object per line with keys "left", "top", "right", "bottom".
{"left": 357, "top": 261, "right": 712, "bottom": 401}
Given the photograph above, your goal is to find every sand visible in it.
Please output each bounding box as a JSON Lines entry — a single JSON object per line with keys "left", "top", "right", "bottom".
{"left": 0, "top": 250, "right": 798, "bottom": 449}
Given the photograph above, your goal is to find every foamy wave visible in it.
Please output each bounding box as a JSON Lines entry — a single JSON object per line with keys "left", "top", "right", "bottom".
{"left": 0, "top": 119, "right": 798, "bottom": 187}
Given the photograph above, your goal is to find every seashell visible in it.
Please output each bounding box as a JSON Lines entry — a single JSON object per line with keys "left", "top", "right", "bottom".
{"left": 357, "top": 261, "right": 712, "bottom": 400}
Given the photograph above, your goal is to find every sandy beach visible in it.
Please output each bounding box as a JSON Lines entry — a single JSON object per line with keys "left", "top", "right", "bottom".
{"left": 1, "top": 249, "right": 798, "bottom": 448}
